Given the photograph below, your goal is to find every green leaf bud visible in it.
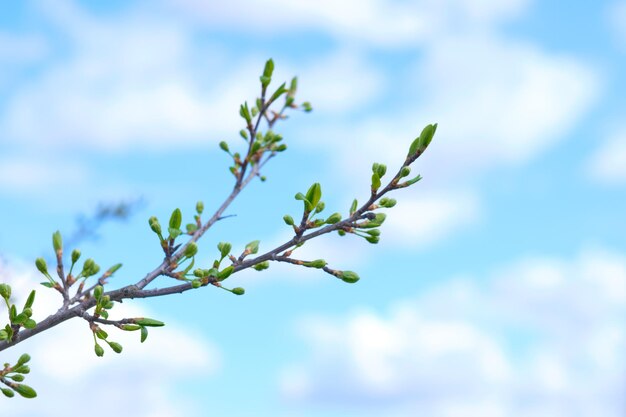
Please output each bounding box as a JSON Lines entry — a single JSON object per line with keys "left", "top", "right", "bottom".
{"left": 106, "top": 263, "right": 123, "bottom": 275}
{"left": 17, "top": 353, "right": 31, "bottom": 365}
{"left": 366, "top": 235, "right": 380, "bottom": 244}
{"left": 169, "top": 208, "right": 182, "bottom": 230}
{"left": 275, "top": 144, "right": 287, "bottom": 152}
{"left": 94, "top": 343, "right": 104, "bottom": 357}
{"left": 251, "top": 106, "right": 259, "bottom": 117}
{"left": 232, "top": 287, "right": 245, "bottom": 295}
{"left": 379, "top": 198, "right": 397, "bottom": 208}
{"left": 269, "top": 82, "right": 287, "bottom": 103}
{"left": 140, "top": 326, "right": 149, "bottom": 343}
{"left": 219, "top": 141, "right": 230, "bottom": 152}
{"left": 0, "top": 283, "right": 10, "bottom": 300}
{"left": 191, "top": 279, "right": 202, "bottom": 288}
{"left": 2, "top": 388, "right": 15, "bottom": 397}
{"left": 93, "top": 285, "right": 103, "bottom": 301}
{"left": 9, "top": 374, "right": 24, "bottom": 382}
{"left": 24, "top": 290, "right": 36, "bottom": 310}
{"left": 121, "top": 324, "right": 141, "bottom": 331}
{"left": 13, "top": 384, "right": 36, "bottom": 399}
{"left": 108, "top": 341, "right": 123, "bottom": 354}
{"left": 325, "top": 212, "right": 342, "bottom": 224}
{"left": 23, "top": 319, "right": 36, "bottom": 329}
{"left": 400, "top": 166, "right": 411, "bottom": 178}
{"left": 371, "top": 172, "right": 381, "bottom": 191}
{"left": 12, "top": 364, "right": 30, "bottom": 374}
{"left": 95, "top": 328, "right": 108, "bottom": 340}
{"left": 35, "top": 258, "right": 48, "bottom": 277}
{"left": 283, "top": 215, "right": 295, "bottom": 226}
{"left": 71, "top": 249, "right": 81, "bottom": 264}
{"left": 245, "top": 240, "right": 260, "bottom": 255}
{"left": 294, "top": 192, "right": 313, "bottom": 212}
{"left": 168, "top": 227, "right": 182, "bottom": 239}
{"left": 240, "top": 129, "right": 248, "bottom": 139}
{"left": 239, "top": 102, "right": 251, "bottom": 123}
{"left": 134, "top": 318, "right": 165, "bottom": 327}
{"left": 218, "top": 266, "right": 234, "bottom": 281}
{"left": 218, "top": 242, "right": 232, "bottom": 259}
{"left": 253, "top": 261, "right": 270, "bottom": 271}
{"left": 303, "top": 259, "right": 327, "bottom": 269}
{"left": 302, "top": 101, "right": 313, "bottom": 112}
{"left": 339, "top": 270, "right": 360, "bottom": 284}
{"left": 196, "top": 201, "right": 204, "bottom": 214}
{"left": 350, "top": 199, "right": 358, "bottom": 215}
{"left": 338, "top": 230, "right": 346, "bottom": 236}
{"left": 184, "top": 242, "right": 198, "bottom": 258}
{"left": 288, "top": 76, "right": 298, "bottom": 97}
{"left": 315, "top": 201, "right": 325, "bottom": 214}
{"left": 149, "top": 216, "right": 162, "bottom": 236}
{"left": 305, "top": 183, "right": 322, "bottom": 208}
{"left": 186, "top": 223, "right": 198, "bottom": 233}
{"left": 52, "top": 230, "right": 62, "bottom": 253}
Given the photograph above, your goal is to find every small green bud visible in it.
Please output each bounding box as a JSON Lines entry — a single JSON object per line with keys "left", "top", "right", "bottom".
{"left": 232, "top": 287, "right": 245, "bottom": 295}
{"left": 302, "top": 101, "right": 313, "bottom": 112}
{"left": 196, "top": 201, "right": 204, "bottom": 214}
{"left": 12, "top": 365, "right": 30, "bottom": 374}
{"left": 169, "top": 208, "right": 182, "bottom": 230}
{"left": 23, "top": 319, "right": 36, "bottom": 329}
{"left": 350, "top": 199, "right": 358, "bottom": 215}
{"left": 9, "top": 374, "right": 24, "bottom": 382}
{"left": 95, "top": 328, "right": 108, "bottom": 340}
{"left": 315, "top": 201, "right": 325, "bottom": 214}
{"left": 219, "top": 141, "right": 230, "bottom": 152}
{"left": 283, "top": 215, "right": 295, "bottom": 226}
{"left": 191, "top": 279, "right": 202, "bottom": 288}
{"left": 240, "top": 129, "right": 248, "bottom": 139}
{"left": 253, "top": 261, "right": 270, "bottom": 271}
{"left": 245, "top": 240, "right": 260, "bottom": 255}
{"left": 338, "top": 230, "right": 346, "bottom": 236}
{"left": 121, "top": 324, "right": 141, "bottom": 331}
{"left": 2, "top": 388, "right": 15, "bottom": 397}
{"left": 325, "top": 212, "right": 342, "bottom": 224}
{"left": 106, "top": 263, "right": 123, "bottom": 275}
{"left": 379, "top": 198, "right": 397, "bottom": 208}
{"left": 0, "top": 283, "right": 10, "bottom": 300}
{"left": 187, "top": 223, "right": 198, "bottom": 233}
{"left": 71, "top": 249, "right": 81, "bottom": 264}
{"left": 17, "top": 353, "right": 31, "bottom": 365}
{"left": 94, "top": 343, "right": 104, "bottom": 357}
{"left": 217, "top": 242, "right": 232, "bottom": 259}
{"left": 294, "top": 192, "right": 312, "bottom": 212}
{"left": 93, "top": 285, "right": 103, "bottom": 300}
{"left": 13, "top": 384, "right": 36, "bottom": 399}
{"left": 133, "top": 318, "right": 165, "bottom": 327}
{"left": 400, "top": 166, "right": 411, "bottom": 177}
{"left": 303, "top": 259, "right": 327, "bottom": 269}
{"left": 339, "top": 271, "right": 360, "bottom": 284}
{"left": 35, "top": 258, "right": 48, "bottom": 276}
{"left": 193, "top": 268, "right": 205, "bottom": 278}
{"left": 218, "top": 266, "right": 234, "bottom": 281}
{"left": 149, "top": 216, "right": 162, "bottom": 235}
{"left": 365, "top": 235, "right": 380, "bottom": 244}
{"left": 275, "top": 144, "right": 287, "bottom": 152}
{"left": 52, "top": 230, "right": 62, "bottom": 253}
{"left": 107, "top": 341, "right": 123, "bottom": 354}
{"left": 184, "top": 242, "right": 198, "bottom": 258}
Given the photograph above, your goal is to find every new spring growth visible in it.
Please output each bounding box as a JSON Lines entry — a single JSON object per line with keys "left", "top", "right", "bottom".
{"left": 52, "top": 230, "right": 62, "bottom": 257}
{"left": 337, "top": 270, "right": 360, "bottom": 284}
{"left": 196, "top": 201, "right": 204, "bottom": 215}
{"left": 260, "top": 58, "right": 274, "bottom": 89}
{"left": 183, "top": 242, "right": 198, "bottom": 259}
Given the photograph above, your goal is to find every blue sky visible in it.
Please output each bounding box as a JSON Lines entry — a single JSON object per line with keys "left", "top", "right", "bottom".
{"left": 0, "top": 0, "right": 625, "bottom": 416}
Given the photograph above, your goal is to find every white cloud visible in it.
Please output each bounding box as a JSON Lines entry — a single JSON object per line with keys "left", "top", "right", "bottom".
{"left": 587, "top": 129, "right": 626, "bottom": 184}
{"left": 0, "top": 156, "right": 88, "bottom": 193}
{"left": 384, "top": 190, "right": 480, "bottom": 247}
{"left": 166, "top": 0, "right": 529, "bottom": 47}
{"left": 280, "top": 248, "right": 626, "bottom": 416}
{"left": 0, "top": 260, "right": 219, "bottom": 416}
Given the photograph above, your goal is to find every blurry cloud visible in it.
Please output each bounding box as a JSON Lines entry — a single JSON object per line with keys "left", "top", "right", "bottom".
{"left": 607, "top": 1, "right": 626, "bottom": 48}
{"left": 0, "top": 260, "right": 219, "bottom": 417}
{"left": 587, "top": 129, "right": 626, "bottom": 184}
{"left": 280, "top": 248, "right": 626, "bottom": 416}
{"left": 0, "top": 156, "right": 88, "bottom": 193}
{"left": 165, "top": 0, "right": 529, "bottom": 47}
{"left": 384, "top": 190, "right": 480, "bottom": 247}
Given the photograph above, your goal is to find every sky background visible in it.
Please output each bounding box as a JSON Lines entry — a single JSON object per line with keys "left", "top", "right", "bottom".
{"left": 0, "top": 0, "right": 625, "bottom": 416}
